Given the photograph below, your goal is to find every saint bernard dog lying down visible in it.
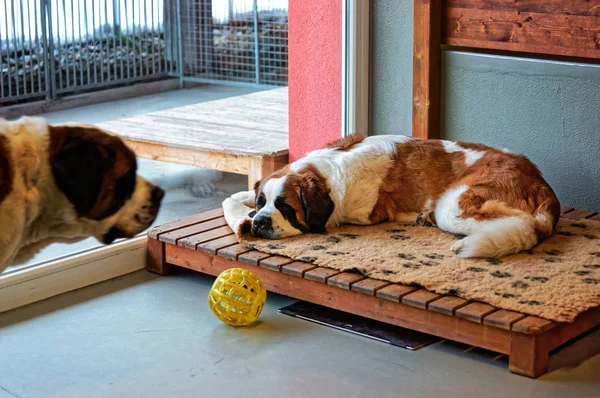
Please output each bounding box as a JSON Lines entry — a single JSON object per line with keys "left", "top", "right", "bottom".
{"left": 251, "top": 134, "right": 560, "bottom": 258}
{"left": 0, "top": 116, "right": 164, "bottom": 271}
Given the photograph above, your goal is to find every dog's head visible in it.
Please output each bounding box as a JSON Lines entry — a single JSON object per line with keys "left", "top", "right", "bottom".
{"left": 49, "top": 124, "right": 164, "bottom": 244}
{"left": 251, "top": 165, "right": 334, "bottom": 239}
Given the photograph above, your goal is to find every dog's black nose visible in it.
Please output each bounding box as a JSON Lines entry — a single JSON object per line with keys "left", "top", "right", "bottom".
{"left": 253, "top": 214, "right": 272, "bottom": 230}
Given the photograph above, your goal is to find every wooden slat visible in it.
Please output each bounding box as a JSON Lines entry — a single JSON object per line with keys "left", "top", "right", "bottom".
{"left": 587, "top": 213, "right": 600, "bottom": 222}
{"left": 442, "top": 5, "right": 600, "bottom": 60}
{"left": 149, "top": 208, "right": 224, "bottom": 239}
{"left": 428, "top": 296, "right": 469, "bottom": 316}
{"left": 561, "top": 209, "right": 597, "bottom": 221}
{"left": 304, "top": 267, "right": 341, "bottom": 284}
{"left": 238, "top": 250, "right": 273, "bottom": 266}
{"left": 160, "top": 218, "right": 228, "bottom": 245}
{"left": 281, "top": 262, "right": 317, "bottom": 278}
{"left": 483, "top": 310, "right": 527, "bottom": 330}
{"left": 445, "top": 0, "right": 600, "bottom": 17}
{"left": 217, "top": 244, "right": 251, "bottom": 260}
{"left": 165, "top": 244, "right": 513, "bottom": 355}
{"left": 259, "top": 256, "right": 295, "bottom": 272}
{"left": 402, "top": 289, "right": 443, "bottom": 309}
{"left": 351, "top": 279, "right": 391, "bottom": 296}
{"left": 376, "top": 284, "right": 418, "bottom": 302}
{"left": 412, "top": 0, "right": 443, "bottom": 139}
{"left": 178, "top": 226, "right": 233, "bottom": 249}
{"left": 327, "top": 272, "right": 366, "bottom": 290}
{"left": 512, "top": 316, "right": 556, "bottom": 334}
{"left": 196, "top": 234, "right": 239, "bottom": 254}
{"left": 456, "top": 302, "right": 498, "bottom": 323}
{"left": 560, "top": 206, "right": 573, "bottom": 215}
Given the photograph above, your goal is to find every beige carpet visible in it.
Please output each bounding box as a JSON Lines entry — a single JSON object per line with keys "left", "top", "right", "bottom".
{"left": 223, "top": 192, "right": 600, "bottom": 323}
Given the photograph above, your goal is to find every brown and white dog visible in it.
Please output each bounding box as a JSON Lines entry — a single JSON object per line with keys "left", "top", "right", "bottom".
{"left": 251, "top": 134, "right": 560, "bottom": 258}
{"left": 0, "top": 116, "right": 164, "bottom": 271}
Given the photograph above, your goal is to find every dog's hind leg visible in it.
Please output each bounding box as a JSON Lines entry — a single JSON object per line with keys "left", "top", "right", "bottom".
{"left": 434, "top": 185, "right": 554, "bottom": 258}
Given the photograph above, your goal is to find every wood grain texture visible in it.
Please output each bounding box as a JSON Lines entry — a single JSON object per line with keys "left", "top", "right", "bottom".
{"left": 512, "top": 316, "right": 556, "bottom": 334}
{"left": 281, "top": 262, "right": 317, "bottom": 277}
{"left": 402, "top": 289, "right": 443, "bottom": 309}
{"left": 509, "top": 332, "right": 549, "bottom": 378}
{"left": 443, "top": 3, "right": 600, "bottom": 59}
{"left": 327, "top": 272, "right": 366, "bottom": 290}
{"left": 177, "top": 226, "right": 233, "bottom": 249}
{"left": 97, "top": 87, "right": 289, "bottom": 157}
{"left": 351, "top": 279, "right": 391, "bottom": 296}
{"left": 146, "top": 238, "right": 170, "bottom": 275}
{"left": 238, "top": 250, "right": 273, "bottom": 266}
{"left": 456, "top": 302, "right": 498, "bottom": 323}
{"left": 217, "top": 244, "right": 252, "bottom": 260}
{"left": 561, "top": 209, "right": 597, "bottom": 220}
{"left": 165, "top": 243, "right": 512, "bottom": 354}
{"left": 376, "top": 284, "right": 419, "bottom": 302}
{"left": 149, "top": 208, "right": 224, "bottom": 239}
{"left": 428, "top": 296, "right": 469, "bottom": 316}
{"left": 412, "top": 0, "right": 443, "bottom": 140}
{"left": 446, "top": 0, "right": 600, "bottom": 17}
{"left": 259, "top": 256, "right": 295, "bottom": 272}
{"left": 196, "top": 234, "right": 239, "bottom": 254}
{"left": 304, "top": 267, "right": 341, "bottom": 284}
{"left": 160, "top": 218, "right": 228, "bottom": 245}
{"left": 484, "top": 309, "right": 527, "bottom": 330}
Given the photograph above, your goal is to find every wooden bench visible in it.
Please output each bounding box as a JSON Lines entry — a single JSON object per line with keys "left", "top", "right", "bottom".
{"left": 147, "top": 206, "right": 600, "bottom": 378}
{"left": 97, "top": 88, "right": 289, "bottom": 190}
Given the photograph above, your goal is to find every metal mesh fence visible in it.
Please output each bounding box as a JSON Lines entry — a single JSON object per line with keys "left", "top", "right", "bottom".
{"left": 1, "top": 0, "right": 175, "bottom": 105}
{"left": 1, "top": 0, "right": 287, "bottom": 106}
{"left": 180, "top": 0, "right": 288, "bottom": 85}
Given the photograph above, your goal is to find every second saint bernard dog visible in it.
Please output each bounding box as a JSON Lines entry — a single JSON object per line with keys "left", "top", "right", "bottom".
{"left": 251, "top": 134, "right": 560, "bottom": 258}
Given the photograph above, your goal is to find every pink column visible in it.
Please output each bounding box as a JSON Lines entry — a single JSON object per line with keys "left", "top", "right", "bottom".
{"left": 288, "top": 0, "right": 342, "bottom": 162}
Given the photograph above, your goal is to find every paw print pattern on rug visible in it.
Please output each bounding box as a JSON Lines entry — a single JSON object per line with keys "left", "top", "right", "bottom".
{"left": 311, "top": 245, "right": 327, "bottom": 250}
{"left": 491, "top": 271, "right": 512, "bottom": 278}
{"left": 326, "top": 236, "right": 341, "bottom": 243}
{"left": 424, "top": 253, "right": 444, "bottom": 260}
{"left": 339, "top": 233, "right": 360, "bottom": 239}
{"left": 386, "top": 229, "right": 406, "bottom": 233}
{"left": 512, "top": 281, "right": 529, "bottom": 289}
{"left": 524, "top": 276, "right": 549, "bottom": 283}
{"left": 391, "top": 235, "right": 410, "bottom": 241}
{"left": 398, "top": 253, "right": 416, "bottom": 260}
{"left": 467, "top": 267, "right": 488, "bottom": 272}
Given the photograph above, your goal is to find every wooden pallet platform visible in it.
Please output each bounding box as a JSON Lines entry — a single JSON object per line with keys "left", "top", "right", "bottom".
{"left": 147, "top": 207, "right": 600, "bottom": 378}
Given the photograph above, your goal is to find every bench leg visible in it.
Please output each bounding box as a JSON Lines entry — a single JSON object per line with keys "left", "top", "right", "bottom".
{"left": 147, "top": 238, "right": 171, "bottom": 275}
{"left": 509, "top": 333, "right": 549, "bottom": 378}
{"left": 248, "top": 155, "right": 288, "bottom": 190}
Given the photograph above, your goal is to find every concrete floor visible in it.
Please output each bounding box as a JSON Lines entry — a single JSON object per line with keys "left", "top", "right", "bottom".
{"left": 7, "top": 84, "right": 260, "bottom": 269}
{"left": 0, "top": 269, "right": 598, "bottom": 398}
{"left": 2, "top": 84, "right": 599, "bottom": 396}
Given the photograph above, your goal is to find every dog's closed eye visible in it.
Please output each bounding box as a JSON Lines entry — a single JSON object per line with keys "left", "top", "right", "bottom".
{"left": 248, "top": 210, "right": 257, "bottom": 218}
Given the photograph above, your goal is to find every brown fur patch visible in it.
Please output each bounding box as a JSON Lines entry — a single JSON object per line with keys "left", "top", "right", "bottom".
{"left": 326, "top": 133, "right": 365, "bottom": 151}
{"left": 49, "top": 125, "right": 137, "bottom": 220}
{"left": 0, "top": 135, "right": 13, "bottom": 204}
{"left": 369, "top": 140, "right": 560, "bottom": 239}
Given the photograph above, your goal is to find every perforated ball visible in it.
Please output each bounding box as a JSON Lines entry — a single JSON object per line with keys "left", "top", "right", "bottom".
{"left": 208, "top": 268, "right": 267, "bottom": 326}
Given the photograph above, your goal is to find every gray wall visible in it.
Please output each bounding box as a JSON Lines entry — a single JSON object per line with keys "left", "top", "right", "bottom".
{"left": 371, "top": 1, "right": 600, "bottom": 211}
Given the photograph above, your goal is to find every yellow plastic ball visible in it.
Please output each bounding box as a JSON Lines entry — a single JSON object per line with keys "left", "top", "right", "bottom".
{"left": 208, "top": 268, "right": 267, "bottom": 326}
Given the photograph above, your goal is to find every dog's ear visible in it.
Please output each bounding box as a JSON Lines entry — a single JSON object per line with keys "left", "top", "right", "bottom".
{"left": 49, "top": 125, "right": 119, "bottom": 219}
{"left": 299, "top": 175, "right": 334, "bottom": 233}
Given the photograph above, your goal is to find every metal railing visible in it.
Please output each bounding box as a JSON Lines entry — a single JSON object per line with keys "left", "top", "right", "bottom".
{"left": 1, "top": 0, "right": 288, "bottom": 106}
{"left": 1, "top": 0, "right": 176, "bottom": 105}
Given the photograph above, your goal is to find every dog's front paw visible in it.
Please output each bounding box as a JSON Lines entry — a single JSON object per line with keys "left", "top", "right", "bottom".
{"left": 416, "top": 210, "right": 436, "bottom": 227}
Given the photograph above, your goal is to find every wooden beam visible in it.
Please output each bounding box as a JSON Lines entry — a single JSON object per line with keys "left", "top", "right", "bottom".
{"left": 412, "top": 0, "right": 443, "bottom": 140}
